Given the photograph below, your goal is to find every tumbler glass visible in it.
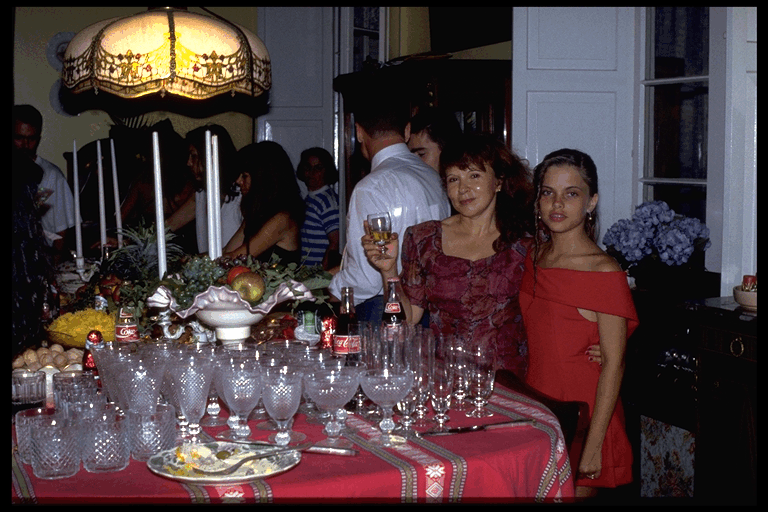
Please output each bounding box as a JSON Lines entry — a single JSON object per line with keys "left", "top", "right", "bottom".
{"left": 31, "top": 416, "right": 80, "bottom": 479}
{"left": 80, "top": 404, "right": 130, "bottom": 473}
{"left": 128, "top": 403, "right": 177, "bottom": 462}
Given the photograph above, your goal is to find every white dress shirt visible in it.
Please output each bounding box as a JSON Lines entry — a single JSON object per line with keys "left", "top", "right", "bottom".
{"left": 329, "top": 143, "right": 450, "bottom": 305}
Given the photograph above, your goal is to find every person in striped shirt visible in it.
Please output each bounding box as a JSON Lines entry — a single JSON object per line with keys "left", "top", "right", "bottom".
{"left": 297, "top": 147, "right": 341, "bottom": 271}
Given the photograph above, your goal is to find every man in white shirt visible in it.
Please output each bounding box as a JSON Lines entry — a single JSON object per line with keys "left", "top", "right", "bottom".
{"left": 13, "top": 105, "right": 76, "bottom": 262}
{"left": 329, "top": 100, "right": 451, "bottom": 322}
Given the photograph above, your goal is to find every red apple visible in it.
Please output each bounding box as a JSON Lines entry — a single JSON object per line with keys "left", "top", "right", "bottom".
{"left": 226, "top": 265, "right": 252, "bottom": 285}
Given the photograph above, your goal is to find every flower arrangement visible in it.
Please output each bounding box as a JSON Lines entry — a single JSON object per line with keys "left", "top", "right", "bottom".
{"left": 603, "top": 201, "right": 711, "bottom": 267}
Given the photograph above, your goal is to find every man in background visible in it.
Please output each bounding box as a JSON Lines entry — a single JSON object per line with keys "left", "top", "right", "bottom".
{"left": 329, "top": 95, "right": 451, "bottom": 321}
{"left": 13, "top": 104, "right": 76, "bottom": 263}
{"left": 405, "top": 107, "right": 463, "bottom": 172}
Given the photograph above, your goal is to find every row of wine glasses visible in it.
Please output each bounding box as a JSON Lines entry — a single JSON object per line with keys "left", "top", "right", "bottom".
{"left": 91, "top": 325, "right": 496, "bottom": 449}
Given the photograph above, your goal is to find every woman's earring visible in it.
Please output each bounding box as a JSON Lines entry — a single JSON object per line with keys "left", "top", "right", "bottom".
{"left": 587, "top": 210, "right": 593, "bottom": 221}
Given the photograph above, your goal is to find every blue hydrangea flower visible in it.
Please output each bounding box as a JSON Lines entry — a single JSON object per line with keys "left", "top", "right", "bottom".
{"left": 602, "top": 200, "right": 710, "bottom": 267}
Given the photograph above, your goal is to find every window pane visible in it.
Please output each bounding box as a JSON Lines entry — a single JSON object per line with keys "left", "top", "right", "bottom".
{"left": 651, "top": 7, "right": 709, "bottom": 79}
{"left": 647, "top": 82, "right": 708, "bottom": 179}
{"left": 644, "top": 184, "right": 707, "bottom": 223}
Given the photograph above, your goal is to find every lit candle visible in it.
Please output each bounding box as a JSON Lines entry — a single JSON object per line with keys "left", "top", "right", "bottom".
{"left": 96, "top": 140, "right": 107, "bottom": 259}
{"left": 211, "top": 134, "right": 222, "bottom": 259}
{"left": 152, "top": 132, "right": 167, "bottom": 279}
{"left": 72, "top": 140, "right": 83, "bottom": 270}
{"left": 109, "top": 139, "right": 123, "bottom": 248}
{"left": 205, "top": 130, "right": 216, "bottom": 258}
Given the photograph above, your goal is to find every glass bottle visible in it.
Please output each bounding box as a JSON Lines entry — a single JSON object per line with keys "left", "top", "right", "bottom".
{"left": 333, "top": 287, "right": 361, "bottom": 361}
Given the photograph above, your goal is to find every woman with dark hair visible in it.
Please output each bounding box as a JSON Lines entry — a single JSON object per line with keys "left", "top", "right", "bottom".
{"left": 12, "top": 146, "right": 56, "bottom": 357}
{"left": 296, "top": 147, "right": 340, "bottom": 270}
{"left": 223, "top": 141, "right": 304, "bottom": 264}
{"left": 166, "top": 124, "right": 243, "bottom": 254}
{"left": 362, "top": 133, "right": 535, "bottom": 377}
{"left": 520, "top": 148, "right": 637, "bottom": 496}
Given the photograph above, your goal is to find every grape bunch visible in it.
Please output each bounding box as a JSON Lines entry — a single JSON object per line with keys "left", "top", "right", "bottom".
{"left": 170, "top": 256, "right": 228, "bottom": 310}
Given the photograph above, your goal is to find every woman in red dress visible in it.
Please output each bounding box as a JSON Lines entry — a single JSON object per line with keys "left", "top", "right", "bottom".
{"left": 520, "top": 149, "right": 638, "bottom": 497}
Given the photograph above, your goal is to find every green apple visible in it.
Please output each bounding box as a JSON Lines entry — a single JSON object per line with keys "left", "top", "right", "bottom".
{"left": 230, "top": 271, "right": 266, "bottom": 303}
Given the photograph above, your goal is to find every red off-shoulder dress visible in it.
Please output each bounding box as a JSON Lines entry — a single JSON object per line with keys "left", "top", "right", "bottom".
{"left": 520, "top": 254, "right": 639, "bottom": 488}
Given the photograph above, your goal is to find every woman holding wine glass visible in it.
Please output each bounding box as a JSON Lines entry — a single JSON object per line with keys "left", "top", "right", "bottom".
{"left": 362, "top": 134, "right": 536, "bottom": 378}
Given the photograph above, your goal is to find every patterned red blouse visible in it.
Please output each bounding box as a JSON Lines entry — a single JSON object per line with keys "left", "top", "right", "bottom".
{"left": 400, "top": 220, "right": 532, "bottom": 379}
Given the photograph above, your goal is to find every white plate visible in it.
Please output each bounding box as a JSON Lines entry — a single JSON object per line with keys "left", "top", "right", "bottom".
{"left": 147, "top": 441, "right": 301, "bottom": 485}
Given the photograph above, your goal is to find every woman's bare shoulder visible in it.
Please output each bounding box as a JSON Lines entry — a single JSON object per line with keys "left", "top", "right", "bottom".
{"left": 583, "top": 251, "right": 623, "bottom": 273}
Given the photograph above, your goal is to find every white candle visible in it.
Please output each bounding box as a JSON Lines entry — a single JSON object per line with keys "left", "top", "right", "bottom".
{"left": 109, "top": 139, "right": 123, "bottom": 248}
{"left": 72, "top": 140, "right": 83, "bottom": 269}
{"left": 211, "top": 134, "right": 222, "bottom": 259}
{"left": 96, "top": 140, "right": 107, "bottom": 259}
{"left": 152, "top": 132, "right": 167, "bottom": 279}
{"left": 205, "top": 130, "right": 216, "bottom": 258}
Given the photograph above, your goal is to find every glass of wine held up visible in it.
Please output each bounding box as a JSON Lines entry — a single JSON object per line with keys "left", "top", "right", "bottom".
{"left": 367, "top": 212, "right": 392, "bottom": 253}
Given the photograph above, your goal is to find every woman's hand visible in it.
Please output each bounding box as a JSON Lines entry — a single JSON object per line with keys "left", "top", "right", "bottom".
{"left": 362, "top": 220, "right": 398, "bottom": 275}
{"left": 578, "top": 444, "right": 603, "bottom": 482}
{"left": 586, "top": 344, "right": 602, "bottom": 365}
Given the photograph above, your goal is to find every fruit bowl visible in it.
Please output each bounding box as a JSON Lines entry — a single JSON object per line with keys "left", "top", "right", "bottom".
{"left": 147, "top": 281, "right": 315, "bottom": 346}
{"left": 733, "top": 286, "right": 757, "bottom": 311}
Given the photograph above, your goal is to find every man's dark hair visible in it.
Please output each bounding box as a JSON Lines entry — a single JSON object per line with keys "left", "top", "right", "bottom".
{"left": 13, "top": 104, "right": 43, "bottom": 132}
{"left": 351, "top": 79, "right": 407, "bottom": 138}
{"left": 409, "top": 107, "right": 463, "bottom": 151}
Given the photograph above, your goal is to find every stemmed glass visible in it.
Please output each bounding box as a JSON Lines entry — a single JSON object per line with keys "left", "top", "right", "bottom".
{"left": 216, "top": 352, "right": 263, "bottom": 441}
{"left": 445, "top": 335, "right": 471, "bottom": 411}
{"left": 304, "top": 368, "right": 360, "bottom": 448}
{"left": 262, "top": 366, "right": 306, "bottom": 446}
{"left": 465, "top": 345, "right": 495, "bottom": 418}
{"left": 361, "top": 368, "right": 414, "bottom": 447}
{"left": 430, "top": 358, "right": 454, "bottom": 431}
{"left": 114, "top": 353, "right": 167, "bottom": 414}
{"left": 412, "top": 328, "right": 435, "bottom": 428}
{"left": 367, "top": 212, "right": 392, "bottom": 252}
{"left": 167, "top": 350, "right": 215, "bottom": 443}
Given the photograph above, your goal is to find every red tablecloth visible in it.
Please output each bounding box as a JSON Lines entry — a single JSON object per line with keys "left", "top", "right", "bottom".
{"left": 12, "top": 385, "right": 574, "bottom": 503}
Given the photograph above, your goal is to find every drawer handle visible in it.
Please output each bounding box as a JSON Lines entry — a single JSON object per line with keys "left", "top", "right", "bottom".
{"left": 730, "top": 337, "right": 744, "bottom": 357}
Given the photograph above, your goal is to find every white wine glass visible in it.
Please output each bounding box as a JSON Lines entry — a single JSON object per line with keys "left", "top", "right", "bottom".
{"left": 430, "top": 358, "right": 454, "bottom": 431}
{"left": 361, "top": 368, "right": 414, "bottom": 447}
{"left": 262, "top": 367, "right": 306, "bottom": 446}
{"left": 304, "top": 368, "right": 360, "bottom": 448}
{"left": 465, "top": 346, "right": 495, "bottom": 419}
{"left": 216, "top": 353, "right": 263, "bottom": 441}
{"left": 367, "top": 212, "right": 392, "bottom": 250}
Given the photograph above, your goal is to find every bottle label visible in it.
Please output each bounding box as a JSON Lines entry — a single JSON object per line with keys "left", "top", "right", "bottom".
{"left": 333, "top": 335, "right": 351, "bottom": 354}
{"left": 348, "top": 335, "right": 361, "bottom": 354}
{"left": 384, "top": 302, "right": 402, "bottom": 314}
{"left": 115, "top": 324, "right": 139, "bottom": 343}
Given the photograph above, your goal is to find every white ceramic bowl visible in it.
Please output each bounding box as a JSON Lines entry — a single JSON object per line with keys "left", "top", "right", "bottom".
{"left": 733, "top": 286, "right": 757, "bottom": 311}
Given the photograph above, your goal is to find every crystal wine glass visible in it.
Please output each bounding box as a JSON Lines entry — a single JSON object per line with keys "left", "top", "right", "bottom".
{"left": 445, "top": 334, "right": 471, "bottom": 411}
{"left": 430, "top": 358, "right": 454, "bottom": 431}
{"left": 412, "top": 328, "right": 435, "bottom": 428}
{"left": 216, "top": 352, "right": 263, "bottom": 441}
{"left": 361, "top": 368, "right": 415, "bottom": 447}
{"left": 465, "top": 346, "right": 495, "bottom": 419}
{"left": 304, "top": 368, "right": 360, "bottom": 448}
{"left": 167, "top": 351, "right": 215, "bottom": 443}
{"left": 262, "top": 367, "right": 306, "bottom": 446}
